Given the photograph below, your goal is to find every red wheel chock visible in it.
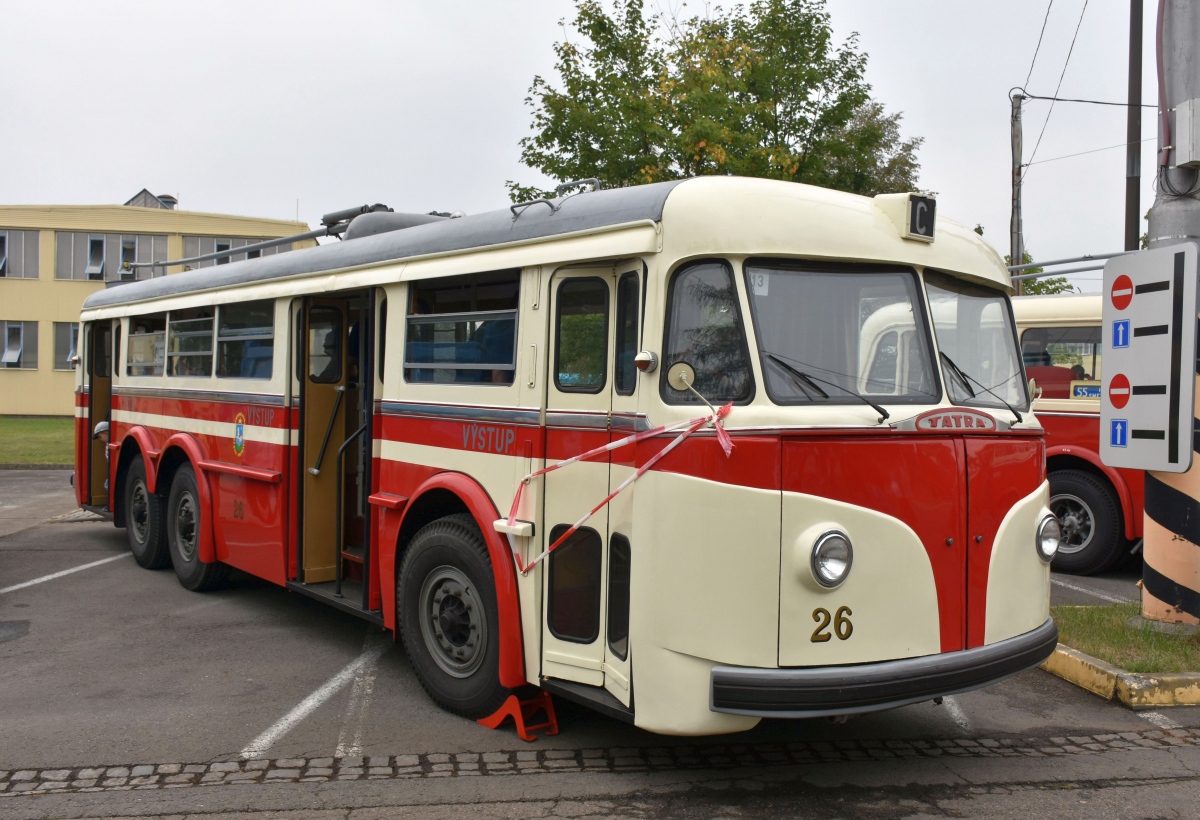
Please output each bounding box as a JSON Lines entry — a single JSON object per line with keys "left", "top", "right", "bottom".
{"left": 476, "top": 690, "right": 559, "bottom": 742}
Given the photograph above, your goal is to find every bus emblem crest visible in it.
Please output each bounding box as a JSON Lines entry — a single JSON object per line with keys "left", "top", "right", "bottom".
{"left": 234, "top": 413, "right": 246, "bottom": 456}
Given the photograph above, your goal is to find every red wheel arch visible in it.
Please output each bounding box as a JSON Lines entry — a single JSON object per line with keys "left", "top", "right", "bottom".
{"left": 1046, "top": 444, "right": 1137, "bottom": 540}
{"left": 388, "top": 472, "right": 527, "bottom": 690}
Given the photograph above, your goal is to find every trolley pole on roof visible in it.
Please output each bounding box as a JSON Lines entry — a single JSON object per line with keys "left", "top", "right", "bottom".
{"left": 1140, "top": 0, "right": 1200, "bottom": 628}
{"left": 1010, "top": 91, "right": 1025, "bottom": 296}
{"left": 1125, "top": 0, "right": 1143, "bottom": 252}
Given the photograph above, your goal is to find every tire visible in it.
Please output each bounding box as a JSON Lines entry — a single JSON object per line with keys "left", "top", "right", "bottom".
{"left": 124, "top": 459, "right": 169, "bottom": 569}
{"left": 398, "top": 514, "right": 510, "bottom": 719}
{"left": 1049, "top": 469, "right": 1125, "bottom": 575}
{"left": 166, "top": 464, "right": 229, "bottom": 591}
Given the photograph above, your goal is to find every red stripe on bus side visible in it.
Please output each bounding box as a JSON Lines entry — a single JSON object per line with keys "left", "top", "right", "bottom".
{"left": 113, "top": 394, "right": 290, "bottom": 428}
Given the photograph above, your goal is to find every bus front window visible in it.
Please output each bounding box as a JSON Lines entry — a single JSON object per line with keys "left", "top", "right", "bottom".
{"left": 925, "top": 271, "right": 1028, "bottom": 411}
{"left": 743, "top": 262, "right": 938, "bottom": 406}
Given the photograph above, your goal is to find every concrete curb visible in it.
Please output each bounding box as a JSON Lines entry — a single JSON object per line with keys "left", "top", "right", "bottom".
{"left": 1041, "top": 642, "right": 1200, "bottom": 710}
{"left": 0, "top": 463, "right": 72, "bottom": 470}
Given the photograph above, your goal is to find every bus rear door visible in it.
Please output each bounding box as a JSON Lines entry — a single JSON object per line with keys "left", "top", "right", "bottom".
{"left": 541, "top": 263, "right": 639, "bottom": 710}
{"left": 80, "top": 320, "right": 114, "bottom": 510}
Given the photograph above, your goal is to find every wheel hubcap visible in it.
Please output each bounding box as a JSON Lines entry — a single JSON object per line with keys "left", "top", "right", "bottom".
{"left": 1050, "top": 493, "right": 1094, "bottom": 555}
{"left": 130, "top": 482, "right": 149, "bottom": 544}
{"left": 418, "top": 566, "right": 487, "bottom": 678}
{"left": 174, "top": 492, "right": 197, "bottom": 562}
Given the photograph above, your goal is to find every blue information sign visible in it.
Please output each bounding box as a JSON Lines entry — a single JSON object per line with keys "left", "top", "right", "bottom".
{"left": 1110, "top": 419, "right": 1128, "bottom": 448}
{"left": 1073, "top": 384, "right": 1101, "bottom": 398}
{"left": 1112, "top": 319, "right": 1130, "bottom": 349}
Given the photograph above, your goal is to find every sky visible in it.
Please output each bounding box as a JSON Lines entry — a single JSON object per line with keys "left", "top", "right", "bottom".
{"left": 1, "top": 1, "right": 1160, "bottom": 293}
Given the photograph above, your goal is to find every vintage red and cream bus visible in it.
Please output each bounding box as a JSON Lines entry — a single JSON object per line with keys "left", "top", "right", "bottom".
{"left": 74, "top": 177, "right": 1059, "bottom": 735}
{"left": 1013, "top": 293, "right": 1143, "bottom": 575}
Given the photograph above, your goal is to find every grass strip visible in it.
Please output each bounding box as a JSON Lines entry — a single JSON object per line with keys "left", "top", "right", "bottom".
{"left": 0, "top": 416, "right": 75, "bottom": 464}
{"left": 1052, "top": 602, "right": 1200, "bottom": 674}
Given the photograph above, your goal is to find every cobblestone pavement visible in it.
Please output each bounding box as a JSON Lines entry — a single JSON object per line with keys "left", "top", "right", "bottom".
{"left": 3, "top": 726, "right": 1197, "bottom": 799}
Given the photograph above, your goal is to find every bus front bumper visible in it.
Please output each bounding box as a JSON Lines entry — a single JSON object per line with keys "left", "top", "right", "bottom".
{"left": 710, "top": 618, "right": 1058, "bottom": 719}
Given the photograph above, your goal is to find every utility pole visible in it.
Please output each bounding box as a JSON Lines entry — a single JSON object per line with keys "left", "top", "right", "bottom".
{"left": 1010, "top": 91, "right": 1025, "bottom": 295}
{"left": 1126, "top": 0, "right": 1143, "bottom": 251}
{"left": 1142, "top": 0, "right": 1200, "bottom": 626}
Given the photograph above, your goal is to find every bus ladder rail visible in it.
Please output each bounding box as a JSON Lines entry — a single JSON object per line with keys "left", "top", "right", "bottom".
{"left": 334, "top": 420, "right": 370, "bottom": 600}
{"left": 308, "top": 385, "right": 346, "bottom": 477}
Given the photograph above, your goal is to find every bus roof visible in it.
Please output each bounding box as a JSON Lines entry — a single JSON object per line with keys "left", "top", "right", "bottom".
{"left": 82, "top": 177, "right": 1010, "bottom": 312}
{"left": 1011, "top": 293, "right": 1101, "bottom": 325}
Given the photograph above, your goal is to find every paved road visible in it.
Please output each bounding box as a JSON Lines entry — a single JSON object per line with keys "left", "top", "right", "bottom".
{"left": 0, "top": 471, "right": 1188, "bottom": 818}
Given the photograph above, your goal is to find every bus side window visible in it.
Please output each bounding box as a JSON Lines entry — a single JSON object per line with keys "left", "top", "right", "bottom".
{"left": 217, "top": 300, "right": 274, "bottom": 379}
{"left": 126, "top": 314, "right": 164, "bottom": 377}
{"left": 614, "top": 273, "right": 638, "bottom": 395}
{"left": 555, "top": 278, "right": 609, "bottom": 392}
{"left": 548, "top": 524, "right": 602, "bottom": 643}
{"left": 404, "top": 270, "right": 519, "bottom": 385}
{"left": 661, "top": 260, "right": 753, "bottom": 404}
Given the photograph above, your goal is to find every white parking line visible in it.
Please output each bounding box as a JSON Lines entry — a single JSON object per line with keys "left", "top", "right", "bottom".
{"left": 942, "top": 696, "right": 972, "bottom": 732}
{"left": 1140, "top": 710, "right": 1183, "bottom": 730}
{"left": 0, "top": 553, "right": 130, "bottom": 596}
{"left": 240, "top": 636, "right": 390, "bottom": 760}
{"left": 334, "top": 629, "right": 390, "bottom": 758}
{"left": 1050, "top": 577, "right": 1132, "bottom": 604}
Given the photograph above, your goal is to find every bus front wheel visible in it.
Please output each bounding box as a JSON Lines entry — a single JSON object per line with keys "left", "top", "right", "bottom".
{"left": 166, "top": 464, "right": 229, "bottom": 591}
{"left": 125, "top": 459, "right": 168, "bottom": 569}
{"left": 1049, "top": 469, "right": 1124, "bottom": 575}
{"left": 398, "top": 514, "right": 509, "bottom": 719}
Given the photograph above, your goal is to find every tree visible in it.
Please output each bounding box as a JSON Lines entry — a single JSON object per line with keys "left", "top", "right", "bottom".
{"left": 1004, "top": 251, "right": 1074, "bottom": 296}
{"left": 510, "top": 0, "right": 922, "bottom": 200}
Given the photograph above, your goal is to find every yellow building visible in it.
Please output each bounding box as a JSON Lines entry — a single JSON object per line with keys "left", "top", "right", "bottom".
{"left": 0, "top": 189, "right": 313, "bottom": 416}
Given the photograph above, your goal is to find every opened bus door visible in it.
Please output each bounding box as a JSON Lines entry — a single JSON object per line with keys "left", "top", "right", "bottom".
{"left": 300, "top": 299, "right": 349, "bottom": 583}
{"left": 85, "top": 321, "right": 114, "bottom": 509}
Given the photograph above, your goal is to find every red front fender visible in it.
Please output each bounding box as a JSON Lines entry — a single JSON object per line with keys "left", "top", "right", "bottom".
{"left": 159, "top": 433, "right": 217, "bottom": 565}
{"left": 397, "top": 472, "right": 527, "bottom": 690}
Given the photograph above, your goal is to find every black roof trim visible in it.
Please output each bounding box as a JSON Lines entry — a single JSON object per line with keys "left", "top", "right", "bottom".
{"left": 84, "top": 181, "right": 685, "bottom": 310}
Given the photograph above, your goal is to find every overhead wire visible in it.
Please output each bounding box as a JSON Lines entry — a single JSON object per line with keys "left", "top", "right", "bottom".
{"left": 1023, "top": 1, "right": 1055, "bottom": 89}
{"left": 1025, "top": 136, "right": 1155, "bottom": 167}
{"left": 1025, "top": 0, "right": 1090, "bottom": 174}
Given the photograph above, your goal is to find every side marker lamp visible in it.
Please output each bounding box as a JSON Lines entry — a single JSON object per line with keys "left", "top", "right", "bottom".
{"left": 811, "top": 530, "right": 853, "bottom": 588}
{"left": 1036, "top": 515, "right": 1061, "bottom": 563}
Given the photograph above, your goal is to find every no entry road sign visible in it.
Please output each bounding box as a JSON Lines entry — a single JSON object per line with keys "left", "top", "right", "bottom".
{"left": 1100, "top": 243, "right": 1199, "bottom": 472}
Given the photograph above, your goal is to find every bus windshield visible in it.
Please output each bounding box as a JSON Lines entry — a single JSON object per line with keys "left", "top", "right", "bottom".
{"left": 925, "top": 271, "right": 1028, "bottom": 411}
{"left": 743, "top": 262, "right": 939, "bottom": 405}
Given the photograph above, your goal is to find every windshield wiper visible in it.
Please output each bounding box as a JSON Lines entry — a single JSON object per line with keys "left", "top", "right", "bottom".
{"left": 766, "top": 353, "right": 889, "bottom": 424}
{"left": 938, "top": 352, "right": 1023, "bottom": 423}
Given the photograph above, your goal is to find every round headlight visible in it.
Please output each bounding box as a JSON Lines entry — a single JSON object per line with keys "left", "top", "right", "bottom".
{"left": 811, "top": 530, "right": 853, "bottom": 588}
{"left": 1036, "top": 515, "right": 1061, "bottom": 563}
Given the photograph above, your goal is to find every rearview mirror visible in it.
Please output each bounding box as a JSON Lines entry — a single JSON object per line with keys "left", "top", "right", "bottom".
{"left": 666, "top": 361, "right": 696, "bottom": 392}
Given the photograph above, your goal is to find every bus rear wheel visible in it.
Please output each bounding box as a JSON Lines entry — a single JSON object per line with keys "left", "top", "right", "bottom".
{"left": 1049, "top": 469, "right": 1124, "bottom": 575}
{"left": 124, "top": 459, "right": 168, "bottom": 569}
{"left": 166, "top": 464, "right": 229, "bottom": 591}
{"left": 398, "top": 514, "right": 509, "bottom": 719}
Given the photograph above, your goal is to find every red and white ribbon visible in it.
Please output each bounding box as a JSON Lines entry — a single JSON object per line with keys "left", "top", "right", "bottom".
{"left": 502, "top": 403, "right": 733, "bottom": 574}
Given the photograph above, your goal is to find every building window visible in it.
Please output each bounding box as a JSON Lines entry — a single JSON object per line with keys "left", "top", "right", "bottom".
{"left": 54, "top": 322, "right": 79, "bottom": 370}
{"left": 84, "top": 238, "right": 105, "bottom": 279}
{"left": 2, "top": 321, "right": 37, "bottom": 369}
{"left": 120, "top": 238, "right": 137, "bottom": 279}
{"left": 215, "top": 240, "right": 231, "bottom": 265}
{"left": 0, "top": 230, "right": 40, "bottom": 279}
